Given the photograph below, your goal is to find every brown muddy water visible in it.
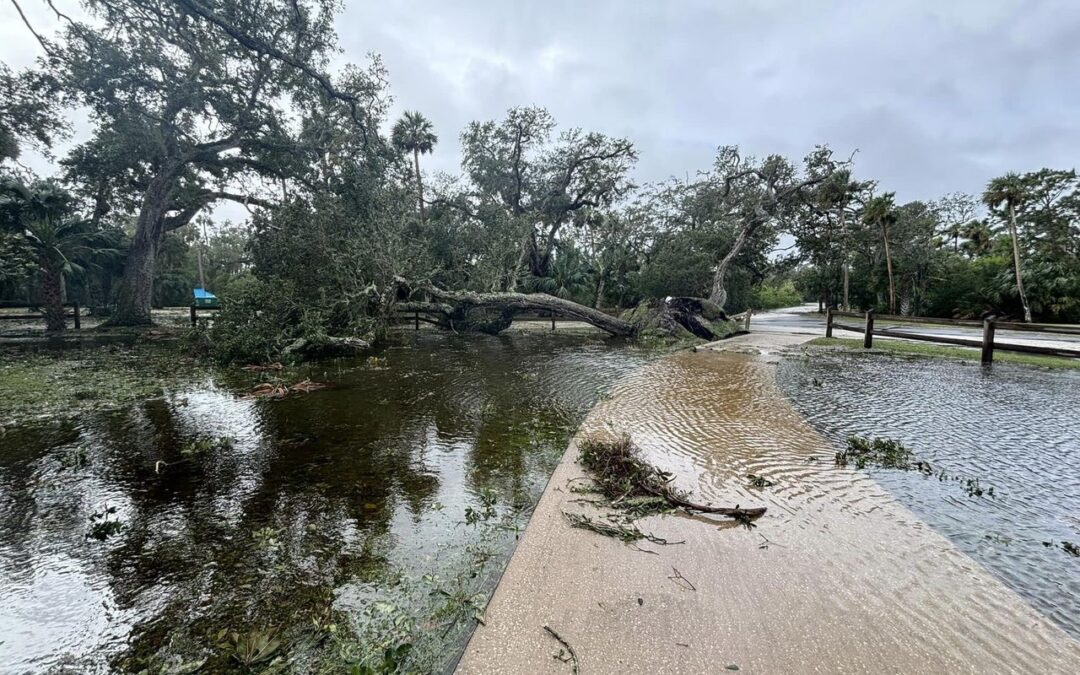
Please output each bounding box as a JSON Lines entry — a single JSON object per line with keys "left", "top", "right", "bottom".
{"left": 777, "top": 349, "right": 1080, "bottom": 640}
{"left": 0, "top": 333, "right": 656, "bottom": 673}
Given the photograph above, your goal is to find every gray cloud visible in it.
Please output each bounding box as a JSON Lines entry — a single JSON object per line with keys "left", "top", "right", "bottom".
{"left": 340, "top": 0, "right": 1080, "bottom": 201}
{"left": 4, "top": 0, "right": 1079, "bottom": 205}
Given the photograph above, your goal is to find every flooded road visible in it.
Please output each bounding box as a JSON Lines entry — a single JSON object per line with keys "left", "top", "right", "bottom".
{"left": 0, "top": 333, "right": 655, "bottom": 673}
{"left": 460, "top": 345, "right": 1080, "bottom": 674}
{"left": 777, "top": 348, "right": 1080, "bottom": 639}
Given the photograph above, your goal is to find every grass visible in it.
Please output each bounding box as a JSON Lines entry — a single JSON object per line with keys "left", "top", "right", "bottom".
{"left": 0, "top": 343, "right": 214, "bottom": 424}
{"left": 807, "top": 337, "right": 1080, "bottom": 370}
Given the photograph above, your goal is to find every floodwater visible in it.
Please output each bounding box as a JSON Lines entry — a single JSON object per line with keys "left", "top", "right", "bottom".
{"left": 0, "top": 332, "right": 655, "bottom": 673}
{"left": 458, "top": 346, "right": 1080, "bottom": 673}
{"left": 776, "top": 349, "right": 1080, "bottom": 640}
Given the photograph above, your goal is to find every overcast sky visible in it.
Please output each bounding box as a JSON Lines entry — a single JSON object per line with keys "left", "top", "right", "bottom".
{"left": 4, "top": 0, "right": 1080, "bottom": 204}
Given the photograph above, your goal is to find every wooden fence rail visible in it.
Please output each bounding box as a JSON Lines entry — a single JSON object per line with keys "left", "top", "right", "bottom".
{"left": 825, "top": 309, "right": 1080, "bottom": 363}
{"left": 0, "top": 303, "right": 82, "bottom": 329}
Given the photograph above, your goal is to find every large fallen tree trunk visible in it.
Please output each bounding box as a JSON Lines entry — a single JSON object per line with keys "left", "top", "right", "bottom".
{"left": 392, "top": 278, "right": 732, "bottom": 340}
{"left": 393, "top": 278, "right": 636, "bottom": 336}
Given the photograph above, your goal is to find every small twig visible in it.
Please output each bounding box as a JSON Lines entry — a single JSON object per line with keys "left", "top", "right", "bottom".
{"left": 544, "top": 625, "right": 580, "bottom": 675}
{"left": 757, "top": 533, "right": 786, "bottom": 549}
{"left": 667, "top": 567, "right": 696, "bottom": 591}
{"left": 645, "top": 532, "right": 684, "bottom": 546}
{"left": 627, "top": 542, "right": 659, "bottom": 555}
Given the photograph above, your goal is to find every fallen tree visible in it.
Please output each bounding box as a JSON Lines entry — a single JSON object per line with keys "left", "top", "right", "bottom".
{"left": 391, "top": 278, "right": 734, "bottom": 340}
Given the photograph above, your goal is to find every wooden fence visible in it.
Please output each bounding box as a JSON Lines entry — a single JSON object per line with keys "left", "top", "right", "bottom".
{"left": 0, "top": 303, "right": 82, "bottom": 329}
{"left": 825, "top": 309, "right": 1080, "bottom": 364}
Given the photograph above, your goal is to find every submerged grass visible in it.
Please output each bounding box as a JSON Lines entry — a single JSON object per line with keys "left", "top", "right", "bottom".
{"left": 807, "top": 337, "right": 1080, "bottom": 370}
{"left": 0, "top": 343, "right": 214, "bottom": 424}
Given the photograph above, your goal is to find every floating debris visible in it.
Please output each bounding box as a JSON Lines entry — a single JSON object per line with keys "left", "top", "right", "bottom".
{"left": 578, "top": 434, "right": 766, "bottom": 519}
{"left": 747, "top": 473, "right": 776, "bottom": 489}
{"left": 242, "top": 379, "right": 327, "bottom": 399}
{"left": 86, "top": 505, "right": 122, "bottom": 541}
{"left": 181, "top": 436, "right": 235, "bottom": 457}
{"left": 240, "top": 362, "right": 283, "bottom": 372}
{"left": 835, "top": 435, "right": 914, "bottom": 470}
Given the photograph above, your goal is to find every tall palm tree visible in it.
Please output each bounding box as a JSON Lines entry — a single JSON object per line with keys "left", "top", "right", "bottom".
{"left": 0, "top": 178, "right": 118, "bottom": 331}
{"left": 391, "top": 111, "right": 438, "bottom": 226}
{"left": 983, "top": 173, "right": 1032, "bottom": 322}
{"left": 863, "top": 193, "right": 898, "bottom": 314}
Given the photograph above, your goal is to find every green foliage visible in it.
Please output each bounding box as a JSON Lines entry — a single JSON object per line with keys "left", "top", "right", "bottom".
{"left": 751, "top": 280, "right": 803, "bottom": 310}
{"left": 86, "top": 505, "right": 122, "bottom": 541}
{"left": 206, "top": 276, "right": 377, "bottom": 364}
{"left": 180, "top": 436, "right": 235, "bottom": 457}
{"left": 0, "top": 63, "right": 66, "bottom": 161}
{"left": 835, "top": 435, "right": 913, "bottom": 470}
{"left": 392, "top": 111, "right": 438, "bottom": 156}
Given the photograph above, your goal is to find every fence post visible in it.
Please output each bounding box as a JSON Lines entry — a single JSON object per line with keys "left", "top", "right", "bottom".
{"left": 825, "top": 307, "right": 833, "bottom": 338}
{"left": 981, "top": 316, "right": 996, "bottom": 365}
{"left": 551, "top": 311, "right": 555, "bottom": 331}
{"left": 863, "top": 310, "right": 874, "bottom": 348}
{"left": 415, "top": 310, "right": 419, "bottom": 331}
{"left": 743, "top": 308, "right": 752, "bottom": 331}
{"left": 190, "top": 305, "right": 197, "bottom": 327}
{"left": 73, "top": 302, "right": 81, "bottom": 330}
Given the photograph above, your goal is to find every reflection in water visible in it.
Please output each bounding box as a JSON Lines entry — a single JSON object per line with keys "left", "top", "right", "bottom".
{"left": 776, "top": 350, "right": 1080, "bottom": 639}
{"left": 0, "top": 333, "right": 654, "bottom": 673}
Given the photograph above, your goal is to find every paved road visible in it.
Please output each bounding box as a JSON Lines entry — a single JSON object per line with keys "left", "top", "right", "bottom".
{"left": 752, "top": 304, "right": 1080, "bottom": 352}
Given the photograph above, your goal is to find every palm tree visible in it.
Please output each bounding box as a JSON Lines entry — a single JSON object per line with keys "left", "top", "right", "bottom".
{"left": 391, "top": 111, "right": 438, "bottom": 226}
{"left": 983, "top": 173, "right": 1032, "bottom": 322}
{"left": 863, "top": 193, "right": 898, "bottom": 314}
{"left": 959, "top": 219, "right": 994, "bottom": 258}
{"left": 0, "top": 178, "right": 118, "bottom": 331}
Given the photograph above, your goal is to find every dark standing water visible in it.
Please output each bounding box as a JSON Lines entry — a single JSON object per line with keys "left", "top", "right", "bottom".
{"left": 777, "top": 350, "right": 1080, "bottom": 639}
{"left": 0, "top": 333, "right": 655, "bottom": 673}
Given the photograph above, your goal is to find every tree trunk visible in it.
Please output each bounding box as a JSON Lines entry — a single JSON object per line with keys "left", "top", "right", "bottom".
{"left": 881, "top": 222, "right": 896, "bottom": 314}
{"left": 397, "top": 279, "right": 636, "bottom": 336}
{"left": 108, "top": 173, "right": 174, "bottom": 326}
{"left": 41, "top": 261, "right": 65, "bottom": 332}
{"left": 842, "top": 262, "right": 850, "bottom": 311}
{"left": 709, "top": 220, "right": 757, "bottom": 308}
{"left": 594, "top": 268, "right": 606, "bottom": 310}
{"left": 1007, "top": 203, "right": 1032, "bottom": 323}
{"left": 840, "top": 209, "right": 850, "bottom": 311}
{"left": 413, "top": 148, "right": 426, "bottom": 226}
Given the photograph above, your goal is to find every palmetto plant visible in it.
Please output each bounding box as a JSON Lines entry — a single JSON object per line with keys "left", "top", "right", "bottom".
{"left": 391, "top": 111, "right": 438, "bottom": 226}
{"left": 0, "top": 178, "right": 120, "bottom": 331}
{"left": 526, "top": 243, "right": 591, "bottom": 301}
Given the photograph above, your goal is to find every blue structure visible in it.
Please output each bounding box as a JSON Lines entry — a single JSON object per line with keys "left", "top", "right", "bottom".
{"left": 192, "top": 287, "right": 219, "bottom": 308}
